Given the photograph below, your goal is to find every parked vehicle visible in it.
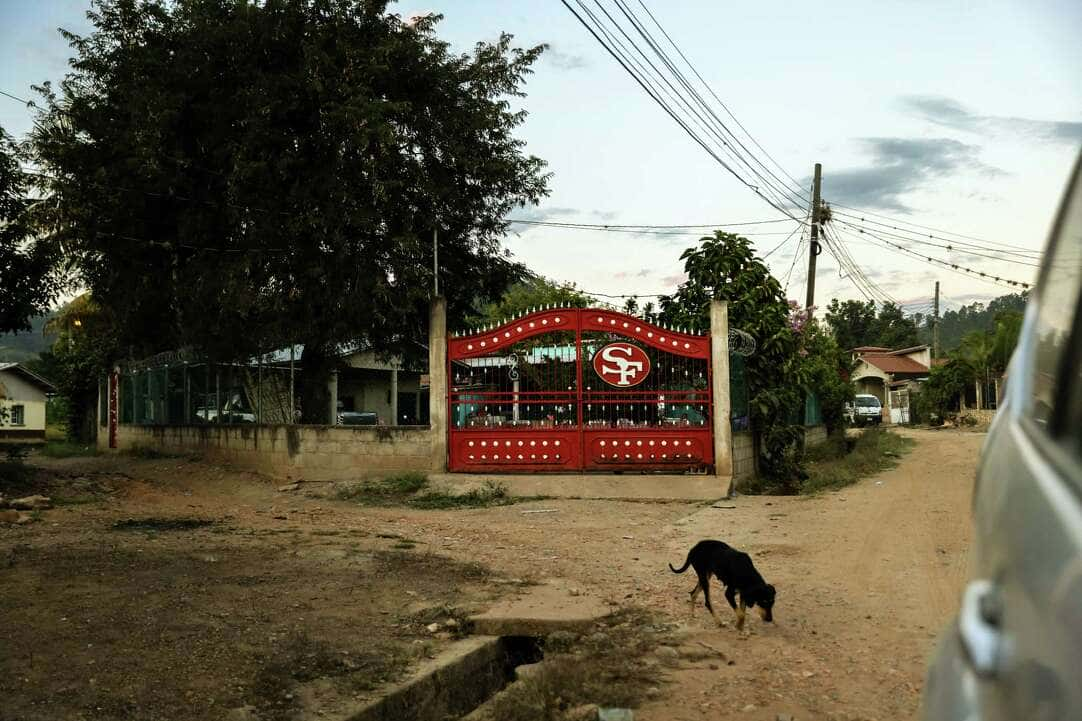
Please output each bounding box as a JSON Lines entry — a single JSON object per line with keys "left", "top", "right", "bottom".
{"left": 337, "top": 411, "right": 379, "bottom": 426}
{"left": 922, "top": 153, "right": 1082, "bottom": 720}
{"left": 848, "top": 394, "right": 882, "bottom": 426}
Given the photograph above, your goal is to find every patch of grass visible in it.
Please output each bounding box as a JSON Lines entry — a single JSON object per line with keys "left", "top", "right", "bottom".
{"left": 39, "top": 441, "right": 100, "bottom": 458}
{"left": 801, "top": 427, "right": 914, "bottom": 494}
{"left": 482, "top": 607, "right": 676, "bottom": 721}
{"left": 337, "top": 476, "right": 523, "bottom": 509}
{"left": 111, "top": 517, "right": 215, "bottom": 532}
{"left": 392, "top": 540, "right": 417, "bottom": 550}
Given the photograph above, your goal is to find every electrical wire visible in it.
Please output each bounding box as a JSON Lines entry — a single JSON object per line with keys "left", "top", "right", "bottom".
{"left": 0, "top": 89, "right": 32, "bottom": 105}
{"left": 832, "top": 215, "right": 1043, "bottom": 265}
{"left": 832, "top": 225, "right": 1033, "bottom": 290}
{"left": 830, "top": 202, "right": 1041, "bottom": 255}
{"left": 507, "top": 217, "right": 793, "bottom": 229}
{"left": 560, "top": 0, "right": 807, "bottom": 222}
{"left": 629, "top": 0, "right": 808, "bottom": 202}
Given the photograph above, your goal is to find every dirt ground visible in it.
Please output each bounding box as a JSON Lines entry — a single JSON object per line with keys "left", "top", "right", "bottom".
{"left": 0, "top": 428, "right": 980, "bottom": 721}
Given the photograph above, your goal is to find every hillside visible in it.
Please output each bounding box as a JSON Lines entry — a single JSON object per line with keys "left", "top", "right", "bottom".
{"left": 0, "top": 313, "right": 56, "bottom": 362}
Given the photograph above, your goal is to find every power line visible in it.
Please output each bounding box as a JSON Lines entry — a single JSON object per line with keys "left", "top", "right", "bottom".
{"left": 761, "top": 223, "right": 803, "bottom": 260}
{"left": 829, "top": 202, "right": 1041, "bottom": 255}
{"left": 507, "top": 217, "right": 793, "bottom": 229}
{"left": 0, "top": 89, "right": 32, "bottom": 105}
{"left": 560, "top": 0, "right": 806, "bottom": 222}
{"left": 831, "top": 211, "right": 1043, "bottom": 261}
{"left": 629, "top": 0, "right": 808, "bottom": 202}
{"left": 833, "top": 225, "right": 1033, "bottom": 290}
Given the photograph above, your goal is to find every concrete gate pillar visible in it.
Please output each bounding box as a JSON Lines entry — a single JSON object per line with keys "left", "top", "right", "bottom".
{"left": 429, "top": 297, "right": 448, "bottom": 472}
{"left": 390, "top": 368, "right": 399, "bottom": 426}
{"left": 710, "top": 300, "right": 734, "bottom": 495}
{"left": 327, "top": 370, "right": 338, "bottom": 425}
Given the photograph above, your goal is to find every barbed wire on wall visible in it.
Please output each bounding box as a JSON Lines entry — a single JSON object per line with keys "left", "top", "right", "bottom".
{"left": 728, "top": 328, "right": 756, "bottom": 357}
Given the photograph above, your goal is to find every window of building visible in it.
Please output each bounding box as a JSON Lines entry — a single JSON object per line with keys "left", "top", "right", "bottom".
{"left": 11, "top": 405, "right": 25, "bottom": 426}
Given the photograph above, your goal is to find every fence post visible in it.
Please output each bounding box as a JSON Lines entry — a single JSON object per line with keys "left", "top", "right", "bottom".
{"left": 710, "top": 300, "right": 734, "bottom": 494}
{"left": 429, "top": 296, "right": 448, "bottom": 472}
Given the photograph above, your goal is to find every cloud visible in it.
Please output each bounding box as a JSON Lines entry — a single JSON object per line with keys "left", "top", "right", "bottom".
{"left": 901, "top": 95, "right": 1082, "bottom": 143}
{"left": 545, "top": 48, "right": 589, "bottom": 71}
{"left": 660, "top": 274, "right": 686, "bottom": 287}
{"left": 510, "top": 206, "right": 616, "bottom": 222}
{"left": 823, "top": 137, "right": 1003, "bottom": 212}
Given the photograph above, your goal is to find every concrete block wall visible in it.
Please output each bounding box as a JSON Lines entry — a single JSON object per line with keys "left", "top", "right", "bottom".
{"left": 803, "top": 424, "right": 828, "bottom": 448}
{"left": 732, "top": 430, "right": 757, "bottom": 482}
{"left": 103, "top": 423, "right": 436, "bottom": 480}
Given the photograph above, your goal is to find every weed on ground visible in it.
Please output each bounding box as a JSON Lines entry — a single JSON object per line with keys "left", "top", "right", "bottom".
{"left": 38, "top": 441, "right": 100, "bottom": 458}
{"left": 337, "top": 474, "right": 530, "bottom": 509}
{"left": 801, "top": 428, "right": 915, "bottom": 494}
{"left": 479, "top": 607, "right": 677, "bottom": 721}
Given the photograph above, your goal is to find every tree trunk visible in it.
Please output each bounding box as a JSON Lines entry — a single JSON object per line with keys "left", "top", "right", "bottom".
{"left": 299, "top": 345, "right": 335, "bottom": 425}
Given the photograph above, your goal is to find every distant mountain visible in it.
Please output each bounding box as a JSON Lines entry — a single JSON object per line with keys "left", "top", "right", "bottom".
{"left": 0, "top": 314, "right": 57, "bottom": 362}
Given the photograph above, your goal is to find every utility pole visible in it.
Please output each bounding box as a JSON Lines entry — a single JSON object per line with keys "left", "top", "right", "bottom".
{"left": 933, "top": 280, "right": 940, "bottom": 360}
{"left": 433, "top": 227, "right": 439, "bottom": 297}
{"left": 805, "top": 163, "right": 823, "bottom": 310}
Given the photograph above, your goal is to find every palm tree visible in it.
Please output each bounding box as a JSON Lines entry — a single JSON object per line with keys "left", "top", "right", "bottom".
{"left": 958, "top": 330, "right": 994, "bottom": 409}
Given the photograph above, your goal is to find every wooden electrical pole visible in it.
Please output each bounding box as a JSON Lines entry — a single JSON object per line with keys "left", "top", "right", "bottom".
{"left": 805, "top": 163, "right": 823, "bottom": 310}
{"left": 933, "top": 280, "right": 940, "bottom": 360}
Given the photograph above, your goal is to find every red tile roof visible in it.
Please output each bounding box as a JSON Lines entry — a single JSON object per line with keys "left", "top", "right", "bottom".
{"left": 860, "top": 354, "right": 929, "bottom": 374}
{"left": 852, "top": 346, "right": 890, "bottom": 352}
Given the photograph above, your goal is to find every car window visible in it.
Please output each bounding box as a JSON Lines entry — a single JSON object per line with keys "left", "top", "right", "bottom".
{"left": 1029, "top": 160, "right": 1082, "bottom": 439}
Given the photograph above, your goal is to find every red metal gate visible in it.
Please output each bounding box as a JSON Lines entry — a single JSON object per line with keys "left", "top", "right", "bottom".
{"left": 448, "top": 307, "right": 712, "bottom": 472}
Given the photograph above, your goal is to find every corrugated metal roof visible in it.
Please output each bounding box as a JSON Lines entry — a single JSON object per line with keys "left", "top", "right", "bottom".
{"left": 0, "top": 362, "right": 57, "bottom": 392}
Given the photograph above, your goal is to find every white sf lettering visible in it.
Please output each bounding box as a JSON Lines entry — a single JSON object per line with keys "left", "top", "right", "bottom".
{"left": 599, "top": 345, "right": 644, "bottom": 386}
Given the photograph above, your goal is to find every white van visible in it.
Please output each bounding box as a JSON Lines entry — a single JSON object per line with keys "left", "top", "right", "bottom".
{"left": 848, "top": 394, "right": 882, "bottom": 427}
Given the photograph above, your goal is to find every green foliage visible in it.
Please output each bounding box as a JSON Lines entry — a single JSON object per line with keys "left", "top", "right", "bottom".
{"left": 919, "top": 293, "right": 1028, "bottom": 351}
{"left": 912, "top": 359, "right": 973, "bottom": 424}
{"left": 824, "top": 299, "right": 919, "bottom": 350}
{"left": 35, "top": 294, "right": 118, "bottom": 442}
{"left": 800, "top": 427, "right": 914, "bottom": 494}
{"left": 0, "top": 127, "right": 64, "bottom": 334}
{"left": 29, "top": 1, "right": 551, "bottom": 421}
{"left": 800, "top": 320, "right": 855, "bottom": 435}
{"left": 38, "top": 440, "right": 100, "bottom": 458}
{"left": 659, "top": 231, "right": 806, "bottom": 486}
{"left": 336, "top": 474, "right": 523, "bottom": 509}
{"left": 467, "top": 275, "right": 594, "bottom": 329}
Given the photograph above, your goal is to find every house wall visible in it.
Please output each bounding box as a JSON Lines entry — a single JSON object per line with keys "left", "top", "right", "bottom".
{"left": 0, "top": 369, "right": 48, "bottom": 438}
{"left": 100, "top": 423, "right": 436, "bottom": 480}
{"left": 901, "top": 347, "right": 932, "bottom": 367}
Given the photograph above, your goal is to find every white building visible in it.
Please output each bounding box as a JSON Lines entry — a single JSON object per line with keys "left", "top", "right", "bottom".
{"left": 0, "top": 362, "right": 56, "bottom": 443}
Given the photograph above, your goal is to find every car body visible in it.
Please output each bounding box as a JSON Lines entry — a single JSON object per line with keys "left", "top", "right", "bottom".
{"left": 337, "top": 411, "right": 379, "bottom": 426}
{"left": 922, "top": 153, "right": 1082, "bottom": 720}
{"left": 848, "top": 393, "right": 882, "bottom": 426}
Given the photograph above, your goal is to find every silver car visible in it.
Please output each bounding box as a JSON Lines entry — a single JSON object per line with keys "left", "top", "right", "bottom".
{"left": 922, "top": 154, "right": 1082, "bottom": 719}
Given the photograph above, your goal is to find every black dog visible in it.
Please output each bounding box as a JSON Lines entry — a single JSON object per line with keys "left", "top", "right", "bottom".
{"left": 669, "top": 540, "right": 776, "bottom": 630}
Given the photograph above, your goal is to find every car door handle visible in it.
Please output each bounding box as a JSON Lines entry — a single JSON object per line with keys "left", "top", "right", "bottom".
{"left": 959, "top": 579, "right": 1005, "bottom": 679}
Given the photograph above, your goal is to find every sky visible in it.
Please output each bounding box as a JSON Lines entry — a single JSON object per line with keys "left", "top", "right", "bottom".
{"left": 2, "top": 0, "right": 1080, "bottom": 315}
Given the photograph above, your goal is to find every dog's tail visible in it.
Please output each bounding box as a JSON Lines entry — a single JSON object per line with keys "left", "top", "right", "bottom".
{"left": 669, "top": 549, "right": 693, "bottom": 574}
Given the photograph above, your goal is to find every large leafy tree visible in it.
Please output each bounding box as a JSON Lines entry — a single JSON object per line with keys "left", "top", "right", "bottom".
{"left": 467, "top": 275, "right": 594, "bottom": 330}
{"left": 0, "top": 126, "right": 64, "bottom": 334}
{"left": 824, "top": 299, "right": 877, "bottom": 350}
{"left": 30, "top": 0, "right": 550, "bottom": 421}
{"left": 659, "top": 232, "right": 806, "bottom": 485}
{"left": 824, "top": 298, "right": 919, "bottom": 350}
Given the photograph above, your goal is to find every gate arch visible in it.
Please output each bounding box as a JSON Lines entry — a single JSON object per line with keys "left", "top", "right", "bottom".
{"left": 448, "top": 307, "right": 712, "bottom": 472}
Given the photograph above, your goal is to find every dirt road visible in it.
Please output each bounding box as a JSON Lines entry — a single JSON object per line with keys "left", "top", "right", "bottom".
{"left": 1, "top": 429, "right": 980, "bottom": 721}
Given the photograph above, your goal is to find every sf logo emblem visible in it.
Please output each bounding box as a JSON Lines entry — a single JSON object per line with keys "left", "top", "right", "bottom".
{"left": 593, "top": 343, "right": 651, "bottom": 387}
